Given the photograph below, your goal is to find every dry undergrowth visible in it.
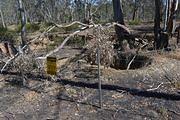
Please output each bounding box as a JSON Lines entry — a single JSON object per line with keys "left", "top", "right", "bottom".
{"left": 85, "top": 26, "right": 116, "bottom": 67}
{"left": 24, "top": 91, "right": 39, "bottom": 102}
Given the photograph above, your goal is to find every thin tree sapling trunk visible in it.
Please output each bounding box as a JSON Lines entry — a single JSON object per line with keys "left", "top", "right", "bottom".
{"left": 0, "top": 8, "right": 6, "bottom": 28}
{"left": 17, "top": 0, "right": 27, "bottom": 47}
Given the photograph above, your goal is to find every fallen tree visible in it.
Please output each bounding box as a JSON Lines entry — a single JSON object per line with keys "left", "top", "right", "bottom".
{"left": 0, "top": 20, "right": 149, "bottom": 73}
{"left": 0, "top": 21, "right": 94, "bottom": 73}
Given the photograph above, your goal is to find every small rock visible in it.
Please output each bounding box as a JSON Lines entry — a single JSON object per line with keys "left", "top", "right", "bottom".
{"left": 146, "top": 110, "right": 159, "bottom": 118}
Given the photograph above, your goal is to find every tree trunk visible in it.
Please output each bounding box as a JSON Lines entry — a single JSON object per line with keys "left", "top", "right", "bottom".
{"left": 0, "top": 8, "right": 6, "bottom": 28}
{"left": 154, "top": 0, "right": 162, "bottom": 49}
{"left": 167, "top": 0, "right": 178, "bottom": 35}
{"left": 112, "top": 0, "right": 125, "bottom": 38}
{"left": 164, "top": 0, "right": 169, "bottom": 30}
{"left": 112, "top": 0, "right": 124, "bottom": 25}
{"left": 113, "top": 0, "right": 133, "bottom": 50}
{"left": 132, "top": 9, "right": 137, "bottom": 21}
{"left": 132, "top": 0, "right": 138, "bottom": 20}
{"left": 17, "top": 0, "right": 27, "bottom": 47}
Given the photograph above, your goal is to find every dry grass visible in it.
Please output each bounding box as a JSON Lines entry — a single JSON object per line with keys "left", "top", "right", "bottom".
{"left": 24, "top": 91, "right": 39, "bottom": 102}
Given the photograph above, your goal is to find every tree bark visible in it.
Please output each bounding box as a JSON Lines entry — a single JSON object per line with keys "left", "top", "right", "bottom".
{"left": 113, "top": 0, "right": 133, "bottom": 50}
{"left": 167, "top": 0, "right": 178, "bottom": 35}
{"left": 17, "top": 0, "right": 27, "bottom": 47}
{"left": 112, "top": 0, "right": 124, "bottom": 40}
{"left": 112, "top": 0, "right": 124, "bottom": 25}
{"left": 154, "top": 0, "right": 162, "bottom": 49}
{"left": 132, "top": 0, "right": 138, "bottom": 20}
{"left": 0, "top": 8, "right": 6, "bottom": 28}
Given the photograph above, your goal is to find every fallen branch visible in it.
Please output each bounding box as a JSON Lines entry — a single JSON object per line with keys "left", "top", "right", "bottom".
{"left": 54, "top": 21, "right": 89, "bottom": 29}
{"left": 112, "top": 22, "right": 131, "bottom": 34}
{"left": 168, "top": 109, "right": 180, "bottom": 116}
{"left": 1, "top": 53, "right": 19, "bottom": 73}
{"left": 126, "top": 55, "right": 137, "bottom": 70}
{"left": 27, "top": 26, "right": 55, "bottom": 45}
{"left": 147, "top": 82, "right": 164, "bottom": 91}
{"left": 147, "top": 82, "right": 171, "bottom": 91}
{"left": 36, "top": 25, "right": 97, "bottom": 60}
{"left": 37, "top": 30, "right": 81, "bottom": 59}
{"left": 0, "top": 21, "right": 95, "bottom": 72}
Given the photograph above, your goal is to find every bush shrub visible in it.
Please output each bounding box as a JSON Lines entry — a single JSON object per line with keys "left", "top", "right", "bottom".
{"left": 0, "top": 26, "right": 16, "bottom": 43}
{"left": 128, "top": 19, "right": 141, "bottom": 25}
{"left": 17, "top": 22, "right": 40, "bottom": 32}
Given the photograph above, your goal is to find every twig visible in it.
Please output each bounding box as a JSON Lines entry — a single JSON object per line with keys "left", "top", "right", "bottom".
{"left": 127, "top": 55, "right": 137, "bottom": 70}
{"left": 147, "top": 82, "right": 164, "bottom": 91}
{"left": 168, "top": 109, "right": 180, "bottom": 116}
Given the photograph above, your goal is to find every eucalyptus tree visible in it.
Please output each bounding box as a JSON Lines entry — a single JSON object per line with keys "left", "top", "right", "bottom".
{"left": 154, "top": 0, "right": 179, "bottom": 49}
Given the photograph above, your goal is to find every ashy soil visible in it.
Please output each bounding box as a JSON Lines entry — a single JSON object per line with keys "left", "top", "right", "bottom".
{"left": 0, "top": 47, "right": 180, "bottom": 120}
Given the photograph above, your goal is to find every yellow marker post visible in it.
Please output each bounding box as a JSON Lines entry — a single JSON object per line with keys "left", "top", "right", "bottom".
{"left": 47, "top": 57, "right": 57, "bottom": 75}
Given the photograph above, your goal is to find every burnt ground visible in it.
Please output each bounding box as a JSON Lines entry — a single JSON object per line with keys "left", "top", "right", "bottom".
{"left": 0, "top": 47, "right": 180, "bottom": 120}
{"left": 0, "top": 23, "right": 180, "bottom": 120}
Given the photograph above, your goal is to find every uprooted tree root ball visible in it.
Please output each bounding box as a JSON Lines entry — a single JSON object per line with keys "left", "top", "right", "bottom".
{"left": 84, "top": 26, "right": 152, "bottom": 70}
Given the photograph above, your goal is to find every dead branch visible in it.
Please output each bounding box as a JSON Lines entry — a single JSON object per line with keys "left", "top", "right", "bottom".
{"left": 147, "top": 82, "right": 164, "bottom": 91}
{"left": 54, "top": 21, "right": 89, "bottom": 28}
{"left": 168, "top": 109, "right": 180, "bottom": 116}
{"left": 28, "top": 26, "right": 55, "bottom": 44}
{"left": 1, "top": 53, "right": 19, "bottom": 73}
{"left": 44, "top": 30, "right": 81, "bottom": 59}
{"left": 105, "top": 22, "right": 131, "bottom": 36}
{"left": 127, "top": 55, "right": 137, "bottom": 70}
{"left": 36, "top": 25, "right": 96, "bottom": 60}
{"left": 0, "top": 21, "right": 96, "bottom": 72}
{"left": 113, "top": 22, "right": 131, "bottom": 34}
{"left": 147, "top": 82, "right": 172, "bottom": 91}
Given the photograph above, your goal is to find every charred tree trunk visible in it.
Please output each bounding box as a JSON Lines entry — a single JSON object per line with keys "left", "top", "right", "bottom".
{"left": 112, "top": 0, "right": 124, "bottom": 25}
{"left": 113, "top": 0, "right": 127, "bottom": 49}
{"left": 154, "top": 0, "right": 162, "bottom": 49}
{"left": 132, "top": 9, "right": 137, "bottom": 21}
{"left": 17, "top": 0, "right": 27, "bottom": 47}
{"left": 132, "top": 0, "right": 138, "bottom": 20}
{"left": 113, "top": 0, "right": 136, "bottom": 50}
